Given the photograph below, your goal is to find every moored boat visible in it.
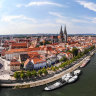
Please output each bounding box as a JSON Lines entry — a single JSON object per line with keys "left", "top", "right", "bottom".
{"left": 44, "top": 80, "right": 67, "bottom": 91}
{"left": 67, "top": 75, "right": 78, "bottom": 83}
{"left": 44, "top": 70, "right": 81, "bottom": 91}
{"left": 80, "top": 58, "right": 90, "bottom": 68}
{"left": 74, "top": 69, "right": 81, "bottom": 75}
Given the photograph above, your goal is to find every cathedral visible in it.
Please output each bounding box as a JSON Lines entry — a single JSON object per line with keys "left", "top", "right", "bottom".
{"left": 59, "top": 25, "right": 67, "bottom": 43}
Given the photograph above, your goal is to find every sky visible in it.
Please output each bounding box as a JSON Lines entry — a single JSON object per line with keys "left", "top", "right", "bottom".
{"left": 0, "top": 0, "right": 96, "bottom": 35}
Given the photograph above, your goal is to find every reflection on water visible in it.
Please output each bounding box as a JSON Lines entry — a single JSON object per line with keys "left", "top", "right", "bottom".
{"left": 0, "top": 54, "right": 96, "bottom": 96}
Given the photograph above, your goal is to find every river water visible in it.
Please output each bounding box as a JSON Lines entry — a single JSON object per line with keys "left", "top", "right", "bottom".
{"left": 0, "top": 53, "right": 96, "bottom": 96}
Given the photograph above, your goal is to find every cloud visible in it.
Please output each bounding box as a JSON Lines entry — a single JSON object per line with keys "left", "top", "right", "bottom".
{"left": 16, "top": 1, "right": 63, "bottom": 8}
{"left": 0, "top": 21, "right": 59, "bottom": 35}
{"left": 71, "top": 18, "right": 89, "bottom": 23}
{"left": 86, "top": 17, "right": 96, "bottom": 23}
{"left": 16, "top": 4, "right": 24, "bottom": 8}
{"left": 49, "top": 12, "right": 64, "bottom": 18}
{"left": 76, "top": 0, "right": 96, "bottom": 12}
{"left": 80, "top": 16, "right": 96, "bottom": 23}
{"left": 1, "top": 15, "right": 37, "bottom": 23}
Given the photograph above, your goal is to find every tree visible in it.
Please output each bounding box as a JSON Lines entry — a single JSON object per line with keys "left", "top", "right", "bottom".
{"left": 59, "top": 56, "right": 68, "bottom": 63}
{"left": 72, "top": 48, "right": 78, "bottom": 57}
{"left": 26, "top": 70, "right": 31, "bottom": 78}
{"left": 51, "top": 66, "right": 56, "bottom": 71}
{"left": 44, "top": 41, "right": 51, "bottom": 45}
{"left": 31, "top": 70, "right": 37, "bottom": 77}
{"left": 42, "top": 68, "right": 48, "bottom": 75}
{"left": 40, "top": 42, "right": 43, "bottom": 45}
{"left": 14, "top": 72, "right": 20, "bottom": 79}
{"left": 20, "top": 72, "right": 25, "bottom": 79}
{"left": 83, "top": 49, "right": 89, "bottom": 54}
{"left": 55, "top": 66, "right": 59, "bottom": 70}
{"left": 38, "top": 70, "right": 43, "bottom": 76}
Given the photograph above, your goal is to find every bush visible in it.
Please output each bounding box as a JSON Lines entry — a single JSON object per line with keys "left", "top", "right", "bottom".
{"left": 20, "top": 72, "right": 25, "bottom": 79}
{"left": 31, "top": 70, "right": 37, "bottom": 77}
{"left": 38, "top": 70, "right": 43, "bottom": 76}
{"left": 14, "top": 72, "right": 20, "bottom": 79}
{"left": 26, "top": 71, "right": 31, "bottom": 78}
{"left": 42, "top": 68, "right": 48, "bottom": 75}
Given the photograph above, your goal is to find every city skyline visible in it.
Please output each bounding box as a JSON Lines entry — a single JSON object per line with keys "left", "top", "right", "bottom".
{"left": 0, "top": 0, "right": 96, "bottom": 35}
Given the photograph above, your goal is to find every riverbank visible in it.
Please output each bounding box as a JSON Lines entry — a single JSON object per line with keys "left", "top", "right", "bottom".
{"left": 0, "top": 49, "right": 95, "bottom": 89}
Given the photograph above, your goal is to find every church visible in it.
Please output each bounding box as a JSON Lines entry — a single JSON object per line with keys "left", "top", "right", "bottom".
{"left": 59, "top": 25, "right": 68, "bottom": 43}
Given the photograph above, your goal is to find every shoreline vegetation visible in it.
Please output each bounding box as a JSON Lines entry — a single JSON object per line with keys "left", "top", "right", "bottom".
{"left": 0, "top": 45, "right": 95, "bottom": 89}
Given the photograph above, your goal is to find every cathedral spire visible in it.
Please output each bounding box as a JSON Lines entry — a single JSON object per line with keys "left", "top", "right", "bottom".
{"left": 64, "top": 25, "right": 67, "bottom": 34}
{"left": 60, "top": 25, "right": 63, "bottom": 35}
{"left": 64, "top": 25, "right": 67, "bottom": 43}
{"left": 59, "top": 25, "right": 64, "bottom": 43}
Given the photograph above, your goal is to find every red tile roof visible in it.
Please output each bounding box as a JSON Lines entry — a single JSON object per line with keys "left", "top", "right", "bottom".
{"left": 10, "top": 61, "right": 20, "bottom": 66}
{"left": 24, "top": 59, "right": 30, "bottom": 66}
{"left": 11, "top": 42, "right": 27, "bottom": 48}
{"left": 32, "top": 58, "right": 46, "bottom": 64}
{"left": 5, "top": 47, "right": 40, "bottom": 54}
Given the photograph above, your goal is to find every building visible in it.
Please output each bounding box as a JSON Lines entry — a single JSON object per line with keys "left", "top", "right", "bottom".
{"left": 59, "top": 26, "right": 64, "bottom": 43}
{"left": 32, "top": 58, "right": 47, "bottom": 69}
{"left": 10, "top": 42, "right": 28, "bottom": 49}
{"left": 59, "top": 25, "right": 68, "bottom": 43}
{"left": 24, "top": 59, "right": 34, "bottom": 70}
{"left": 10, "top": 59, "right": 21, "bottom": 71}
{"left": 64, "top": 25, "right": 68, "bottom": 43}
{"left": 24, "top": 58, "right": 47, "bottom": 70}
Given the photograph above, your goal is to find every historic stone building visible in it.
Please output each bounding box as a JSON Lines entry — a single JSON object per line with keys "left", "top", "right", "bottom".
{"left": 64, "top": 25, "right": 67, "bottom": 43}
{"left": 59, "top": 26, "right": 64, "bottom": 43}
{"left": 59, "top": 25, "right": 67, "bottom": 43}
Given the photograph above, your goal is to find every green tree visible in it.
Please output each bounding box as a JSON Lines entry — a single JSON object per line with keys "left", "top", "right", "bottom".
{"left": 59, "top": 56, "right": 68, "bottom": 63}
{"left": 51, "top": 66, "right": 56, "bottom": 71}
{"left": 20, "top": 72, "right": 25, "bottom": 79}
{"left": 38, "top": 70, "right": 43, "bottom": 76}
{"left": 14, "top": 72, "right": 20, "bottom": 79}
{"left": 42, "top": 68, "right": 48, "bottom": 75}
{"left": 31, "top": 70, "right": 37, "bottom": 77}
{"left": 26, "top": 70, "right": 31, "bottom": 78}
{"left": 72, "top": 48, "right": 78, "bottom": 57}
{"left": 83, "top": 49, "right": 89, "bottom": 54}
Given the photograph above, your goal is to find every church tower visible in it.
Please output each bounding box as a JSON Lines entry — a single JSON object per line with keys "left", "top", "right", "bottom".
{"left": 60, "top": 26, "right": 64, "bottom": 42}
{"left": 64, "top": 25, "right": 67, "bottom": 43}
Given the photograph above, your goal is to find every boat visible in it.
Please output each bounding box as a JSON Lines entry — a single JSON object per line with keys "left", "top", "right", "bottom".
{"left": 67, "top": 75, "right": 78, "bottom": 83}
{"left": 74, "top": 69, "right": 81, "bottom": 75}
{"left": 44, "top": 71, "right": 80, "bottom": 91}
{"left": 44, "top": 80, "right": 67, "bottom": 91}
{"left": 80, "top": 57, "right": 90, "bottom": 68}
{"left": 61, "top": 74, "right": 67, "bottom": 80}
{"left": 62, "top": 73, "right": 72, "bottom": 81}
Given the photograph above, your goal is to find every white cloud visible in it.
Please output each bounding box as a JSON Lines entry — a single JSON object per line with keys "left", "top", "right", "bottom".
{"left": 16, "top": 4, "right": 23, "bottom": 8}
{"left": 49, "top": 12, "right": 64, "bottom": 18}
{"left": 81, "top": 16, "right": 96, "bottom": 23}
{"left": 71, "top": 18, "right": 89, "bottom": 23}
{"left": 1, "top": 15, "right": 37, "bottom": 23}
{"left": 16, "top": 1, "right": 63, "bottom": 8}
{"left": 87, "top": 17, "right": 96, "bottom": 23}
{"left": 0, "top": 21, "right": 59, "bottom": 35}
{"left": 76, "top": 0, "right": 96, "bottom": 12}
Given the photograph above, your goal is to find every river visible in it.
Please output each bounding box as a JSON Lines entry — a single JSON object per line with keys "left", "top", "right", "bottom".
{"left": 0, "top": 53, "right": 96, "bottom": 96}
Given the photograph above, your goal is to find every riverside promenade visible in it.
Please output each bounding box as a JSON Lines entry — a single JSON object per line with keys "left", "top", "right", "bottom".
{"left": 0, "top": 50, "right": 95, "bottom": 88}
